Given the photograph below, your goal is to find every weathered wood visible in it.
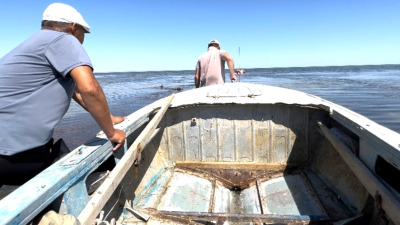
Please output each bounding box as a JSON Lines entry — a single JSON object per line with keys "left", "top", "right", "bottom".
{"left": 317, "top": 121, "right": 400, "bottom": 225}
{"left": 77, "top": 94, "right": 175, "bottom": 225}
{"left": 174, "top": 162, "right": 300, "bottom": 190}
{"left": 175, "top": 161, "right": 295, "bottom": 170}
{"left": 150, "top": 210, "right": 330, "bottom": 224}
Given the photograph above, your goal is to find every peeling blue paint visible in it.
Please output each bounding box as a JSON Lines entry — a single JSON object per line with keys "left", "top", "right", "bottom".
{"left": 132, "top": 167, "right": 166, "bottom": 206}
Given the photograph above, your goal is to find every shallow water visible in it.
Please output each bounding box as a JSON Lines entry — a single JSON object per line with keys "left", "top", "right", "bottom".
{"left": 54, "top": 64, "right": 400, "bottom": 150}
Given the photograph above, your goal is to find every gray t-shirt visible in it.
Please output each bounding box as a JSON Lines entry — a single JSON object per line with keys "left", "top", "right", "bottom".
{"left": 196, "top": 47, "right": 227, "bottom": 87}
{"left": 0, "top": 30, "right": 92, "bottom": 155}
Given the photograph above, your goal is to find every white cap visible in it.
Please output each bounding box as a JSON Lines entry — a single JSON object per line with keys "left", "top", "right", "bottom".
{"left": 43, "top": 3, "right": 90, "bottom": 33}
{"left": 209, "top": 39, "right": 220, "bottom": 45}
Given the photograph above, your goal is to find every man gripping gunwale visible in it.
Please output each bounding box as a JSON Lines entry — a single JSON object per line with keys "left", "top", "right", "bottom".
{"left": 0, "top": 3, "right": 126, "bottom": 185}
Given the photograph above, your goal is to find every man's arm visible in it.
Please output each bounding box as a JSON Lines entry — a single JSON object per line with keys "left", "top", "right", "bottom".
{"left": 194, "top": 68, "right": 200, "bottom": 88}
{"left": 72, "top": 90, "right": 126, "bottom": 125}
{"left": 222, "top": 53, "right": 237, "bottom": 82}
{"left": 69, "top": 66, "right": 126, "bottom": 151}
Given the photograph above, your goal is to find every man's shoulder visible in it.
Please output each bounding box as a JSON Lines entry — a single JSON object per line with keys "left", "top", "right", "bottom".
{"left": 198, "top": 51, "right": 210, "bottom": 59}
{"left": 32, "top": 30, "right": 69, "bottom": 39}
{"left": 32, "top": 30, "right": 77, "bottom": 45}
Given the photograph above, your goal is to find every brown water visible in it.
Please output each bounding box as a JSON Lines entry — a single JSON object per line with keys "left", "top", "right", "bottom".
{"left": 54, "top": 65, "right": 400, "bottom": 151}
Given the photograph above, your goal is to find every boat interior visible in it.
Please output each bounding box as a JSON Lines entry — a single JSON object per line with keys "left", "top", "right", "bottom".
{"left": 93, "top": 104, "right": 398, "bottom": 225}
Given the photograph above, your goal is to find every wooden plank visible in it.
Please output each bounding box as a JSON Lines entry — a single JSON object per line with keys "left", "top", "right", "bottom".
{"left": 77, "top": 95, "right": 175, "bottom": 225}
{"left": 148, "top": 210, "right": 329, "bottom": 224}
{"left": 317, "top": 121, "right": 400, "bottom": 225}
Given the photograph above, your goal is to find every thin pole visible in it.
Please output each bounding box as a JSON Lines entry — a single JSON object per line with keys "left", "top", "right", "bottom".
{"left": 239, "top": 47, "right": 241, "bottom": 69}
{"left": 238, "top": 47, "right": 241, "bottom": 82}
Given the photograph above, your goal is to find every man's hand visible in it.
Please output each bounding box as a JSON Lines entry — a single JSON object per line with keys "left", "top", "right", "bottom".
{"left": 231, "top": 74, "right": 238, "bottom": 82}
{"left": 107, "top": 129, "right": 126, "bottom": 152}
{"left": 194, "top": 68, "right": 200, "bottom": 88}
{"left": 111, "top": 114, "right": 126, "bottom": 125}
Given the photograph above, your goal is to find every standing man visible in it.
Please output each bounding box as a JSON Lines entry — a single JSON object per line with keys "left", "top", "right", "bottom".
{"left": 195, "top": 40, "right": 237, "bottom": 88}
{"left": 0, "top": 3, "right": 126, "bottom": 185}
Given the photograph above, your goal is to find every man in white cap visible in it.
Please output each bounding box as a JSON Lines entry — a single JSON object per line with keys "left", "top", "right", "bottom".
{"left": 0, "top": 3, "right": 126, "bottom": 185}
{"left": 194, "top": 40, "right": 237, "bottom": 88}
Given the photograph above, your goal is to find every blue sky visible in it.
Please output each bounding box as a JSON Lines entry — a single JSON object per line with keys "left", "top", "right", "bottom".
{"left": 1, "top": 0, "right": 399, "bottom": 72}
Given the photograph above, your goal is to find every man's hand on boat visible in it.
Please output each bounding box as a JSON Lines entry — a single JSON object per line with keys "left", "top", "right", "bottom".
{"left": 231, "top": 74, "right": 238, "bottom": 83}
{"left": 70, "top": 66, "right": 127, "bottom": 152}
{"left": 109, "top": 115, "right": 127, "bottom": 151}
{"left": 111, "top": 114, "right": 127, "bottom": 125}
{"left": 107, "top": 129, "right": 126, "bottom": 152}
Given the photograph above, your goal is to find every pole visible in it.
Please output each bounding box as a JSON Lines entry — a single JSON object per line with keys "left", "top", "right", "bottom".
{"left": 239, "top": 47, "right": 241, "bottom": 70}
{"left": 238, "top": 47, "right": 241, "bottom": 82}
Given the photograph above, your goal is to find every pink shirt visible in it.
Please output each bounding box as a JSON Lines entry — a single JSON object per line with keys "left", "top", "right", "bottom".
{"left": 196, "top": 47, "right": 227, "bottom": 87}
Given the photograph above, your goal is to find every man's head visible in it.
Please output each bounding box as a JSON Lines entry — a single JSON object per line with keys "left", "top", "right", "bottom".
{"left": 208, "top": 39, "right": 220, "bottom": 49}
{"left": 41, "top": 3, "right": 90, "bottom": 44}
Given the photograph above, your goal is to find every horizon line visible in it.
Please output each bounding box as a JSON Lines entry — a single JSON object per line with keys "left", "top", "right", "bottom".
{"left": 94, "top": 63, "right": 400, "bottom": 74}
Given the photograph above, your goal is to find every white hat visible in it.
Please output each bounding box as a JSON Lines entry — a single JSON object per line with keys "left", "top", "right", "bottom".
{"left": 43, "top": 3, "right": 90, "bottom": 33}
{"left": 209, "top": 39, "right": 220, "bottom": 45}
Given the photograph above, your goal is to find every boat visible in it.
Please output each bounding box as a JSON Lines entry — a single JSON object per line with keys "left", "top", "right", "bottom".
{"left": 1, "top": 82, "right": 400, "bottom": 225}
{"left": 235, "top": 69, "right": 246, "bottom": 74}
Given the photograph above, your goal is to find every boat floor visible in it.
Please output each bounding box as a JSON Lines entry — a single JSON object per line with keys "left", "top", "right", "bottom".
{"left": 125, "top": 163, "right": 353, "bottom": 224}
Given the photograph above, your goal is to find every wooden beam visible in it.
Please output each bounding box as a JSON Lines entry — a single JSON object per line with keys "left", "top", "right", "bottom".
{"left": 317, "top": 121, "right": 400, "bottom": 224}
{"left": 153, "top": 211, "right": 329, "bottom": 224}
{"left": 77, "top": 94, "right": 174, "bottom": 225}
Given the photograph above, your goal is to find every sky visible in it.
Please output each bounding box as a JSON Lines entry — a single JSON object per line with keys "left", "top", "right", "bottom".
{"left": 1, "top": 0, "right": 400, "bottom": 72}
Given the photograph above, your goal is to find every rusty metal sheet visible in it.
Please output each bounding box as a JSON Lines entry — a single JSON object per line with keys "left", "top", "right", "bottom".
{"left": 163, "top": 103, "right": 312, "bottom": 164}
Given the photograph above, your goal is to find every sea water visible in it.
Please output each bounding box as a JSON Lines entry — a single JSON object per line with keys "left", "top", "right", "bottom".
{"left": 54, "top": 64, "right": 400, "bottom": 150}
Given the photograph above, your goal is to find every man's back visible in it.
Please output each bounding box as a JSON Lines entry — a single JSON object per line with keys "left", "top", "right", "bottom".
{"left": 196, "top": 47, "right": 227, "bottom": 87}
{"left": 0, "top": 30, "right": 92, "bottom": 155}
{"left": 0, "top": 2, "right": 126, "bottom": 187}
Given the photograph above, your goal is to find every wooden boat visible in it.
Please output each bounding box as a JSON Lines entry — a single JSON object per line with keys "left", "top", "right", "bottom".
{"left": 1, "top": 83, "right": 400, "bottom": 225}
